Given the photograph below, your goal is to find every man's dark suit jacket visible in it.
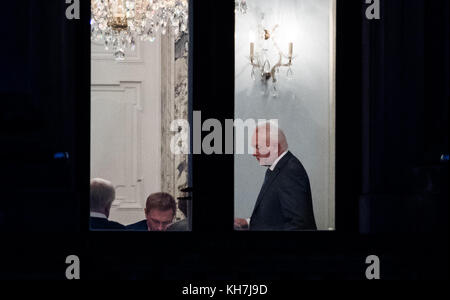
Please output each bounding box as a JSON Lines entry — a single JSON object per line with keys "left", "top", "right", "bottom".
{"left": 90, "top": 217, "right": 126, "bottom": 230}
{"left": 250, "top": 151, "right": 317, "bottom": 231}
{"left": 126, "top": 220, "right": 148, "bottom": 231}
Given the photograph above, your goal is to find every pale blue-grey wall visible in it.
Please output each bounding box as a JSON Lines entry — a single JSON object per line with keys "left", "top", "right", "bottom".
{"left": 234, "top": 0, "right": 334, "bottom": 230}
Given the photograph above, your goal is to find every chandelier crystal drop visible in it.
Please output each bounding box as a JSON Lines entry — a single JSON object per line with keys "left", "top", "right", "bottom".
{"left": 91, "top": 0, "right": 189, "bottom": 60}
{"left": 235, "top": 0, "right": 248, "bottom": 14}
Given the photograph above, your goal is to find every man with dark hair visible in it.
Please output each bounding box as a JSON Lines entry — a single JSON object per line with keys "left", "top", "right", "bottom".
{"left": 127, "top": 192, "right": 176, "bottom": 231}
{"left": 90, "top": 178, "right": 126, "bottom": 230}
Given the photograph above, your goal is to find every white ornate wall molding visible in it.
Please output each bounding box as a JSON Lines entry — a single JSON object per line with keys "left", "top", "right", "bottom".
{"left": 91, "top": 82, "right": 145, "bottom": 211}
{"left": 91, "top": 34, "right": 162, "bottom": 225}
{"left": 161, "top": 30, "right": 189, "bottom": 221}
{"left": 328, "top": 0, "right": 336, "bottom": 230}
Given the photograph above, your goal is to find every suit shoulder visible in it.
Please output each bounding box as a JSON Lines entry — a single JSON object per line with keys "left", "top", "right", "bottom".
{"left": 90, "top": 218, "right": 126, "bottom": 230}
{"left": 108, "top": 220, "right": 126, "bottom": 229}
{"left": 126, "top": 220, "right": 147, "bottom": 230}
{"left": 282, "top": 154, "right": 308, "bottom": 176}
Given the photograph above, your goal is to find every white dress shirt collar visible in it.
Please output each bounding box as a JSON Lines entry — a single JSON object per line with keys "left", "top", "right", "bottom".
{"left": 90, "top": 212, "right": 107, "bottom": 219}
{"left": 269, "top": 150, "right": 289, "bottom": 171}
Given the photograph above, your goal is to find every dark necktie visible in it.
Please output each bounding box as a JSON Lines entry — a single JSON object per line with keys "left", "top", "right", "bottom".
{"left": 263, "top": 168, "right": 272, "bottom": 186}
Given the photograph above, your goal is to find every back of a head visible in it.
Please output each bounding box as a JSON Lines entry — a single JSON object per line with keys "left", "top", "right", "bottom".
{"left": 90, "top": 178, "right": 116, "bottom": 213}
{"left": 146, "top": 192, "right": 177, "bottom": 215}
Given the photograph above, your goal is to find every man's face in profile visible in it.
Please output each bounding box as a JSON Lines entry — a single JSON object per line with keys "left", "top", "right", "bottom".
{"left": 145, "top": 209, "right": 174, "bottom": 231}
{"left": 251, "top": 127, "right": 279, "bottom": 166}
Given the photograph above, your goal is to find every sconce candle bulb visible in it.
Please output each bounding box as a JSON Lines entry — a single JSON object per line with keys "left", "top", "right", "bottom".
{"left": 247, "top": 22, "right": 295, "bottom": 91}
{"left": 249, "top": 30, "right": 256, "bottom": 43}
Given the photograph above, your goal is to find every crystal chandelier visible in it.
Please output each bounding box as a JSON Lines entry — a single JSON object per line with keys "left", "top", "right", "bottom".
{"left": 91, "top": 0, "right": 189, "bottom": 60}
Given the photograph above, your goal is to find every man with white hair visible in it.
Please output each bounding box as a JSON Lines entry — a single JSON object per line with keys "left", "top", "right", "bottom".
{"left": 90, "top": 178, "right": 125, "bottom": 230}
{"left": 234, "top": 122, "right": 317, "bottom": 231}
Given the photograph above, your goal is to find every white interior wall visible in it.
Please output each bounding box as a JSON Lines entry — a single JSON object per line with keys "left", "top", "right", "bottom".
{"left": 234, "top": 0, "right": 335, "bottom": 230}
{"left": 91, "top": 37, "right": 162, "bottom": 225}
